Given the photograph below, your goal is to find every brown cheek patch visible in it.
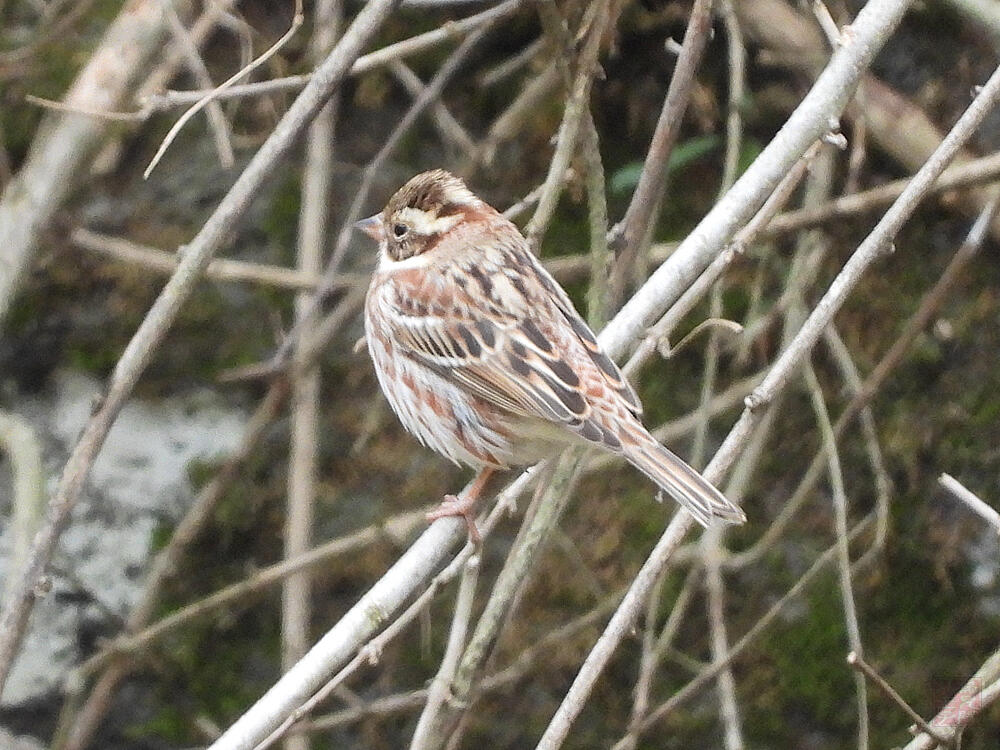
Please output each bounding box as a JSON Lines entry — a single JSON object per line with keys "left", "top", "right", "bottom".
{"left": 389, "top": 239, "right": 410, "bottom": 261}
{"left": 416, "top": 232, "right": 445, "bottom": 256}
{"left": 437, "top": 201, "right": 466, "bottom": 218}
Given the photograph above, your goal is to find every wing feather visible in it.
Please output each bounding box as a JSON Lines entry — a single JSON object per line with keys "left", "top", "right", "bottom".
{"left": 380, "top": 239, "right": 638, "bottom": 453}
{"left": 385, "top": 285, "right": 590, "bottom": 427}
{"left": 530, "top": 262, "right": 643, "bottom": 415}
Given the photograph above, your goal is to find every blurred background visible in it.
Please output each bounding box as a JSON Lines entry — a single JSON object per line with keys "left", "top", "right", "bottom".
{"left": 0, "top": 0, "right": 999, "bottom": 748}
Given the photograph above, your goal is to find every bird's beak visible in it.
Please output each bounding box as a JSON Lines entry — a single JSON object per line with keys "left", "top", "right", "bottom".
{"left": 354, "top": 214, "right": 384, "bottom": 242}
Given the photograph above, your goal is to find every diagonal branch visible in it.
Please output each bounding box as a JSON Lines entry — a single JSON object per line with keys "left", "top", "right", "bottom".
{"left": 0, "top": 0, "right": 403, "bottom": 699}
{"left": 534, "top": 31, "right": 1000, "bottom": 750}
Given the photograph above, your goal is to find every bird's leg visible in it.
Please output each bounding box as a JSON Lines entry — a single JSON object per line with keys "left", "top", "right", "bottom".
{"left": 427, "top": 467, "right": 495, "bottom": 544}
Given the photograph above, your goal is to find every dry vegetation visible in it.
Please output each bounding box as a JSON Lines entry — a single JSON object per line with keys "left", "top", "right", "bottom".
{"left": 1, "top": 0, "right": 1000, "bottom": 748}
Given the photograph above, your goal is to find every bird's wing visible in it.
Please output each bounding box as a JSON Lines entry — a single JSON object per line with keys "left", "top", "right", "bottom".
{"left": 528, "top": 256, "right": 642, "bottom": 416}
{"left": 379, "top": 241, "right": 635, "bottom": 451}
{"left": 383, "top": 274, "right": 586, "bottom": 424}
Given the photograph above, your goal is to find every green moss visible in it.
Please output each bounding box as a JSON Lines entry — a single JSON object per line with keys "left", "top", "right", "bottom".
{"left": 754, "top": 574, "right": 855, "bottom": 737}
{"left": 259, "top": 173, "right": 302, "bottom": 260}
{"left": 127, "top": 611, "right": 281, "bottom": 745}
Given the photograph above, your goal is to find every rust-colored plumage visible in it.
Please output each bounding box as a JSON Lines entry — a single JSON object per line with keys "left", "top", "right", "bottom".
{"left": 360, "top": 170, "right": 744, "bottom": 527}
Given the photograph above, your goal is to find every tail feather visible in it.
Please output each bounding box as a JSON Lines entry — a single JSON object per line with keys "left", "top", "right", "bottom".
{"left": 626, "top": 439, "right": 745, "bottom": 527}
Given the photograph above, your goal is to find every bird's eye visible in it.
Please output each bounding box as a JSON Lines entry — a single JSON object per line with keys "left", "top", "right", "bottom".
{"left": 393, "top": 223, "right": 408, "bottom": 238}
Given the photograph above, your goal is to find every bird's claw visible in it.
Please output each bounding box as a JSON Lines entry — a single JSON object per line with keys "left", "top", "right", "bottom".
{"left": 427, "top": 493, "right": 481, "bottom": 544}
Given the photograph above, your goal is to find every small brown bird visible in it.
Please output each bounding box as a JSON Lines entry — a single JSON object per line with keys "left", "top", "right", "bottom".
{"left": 357, "top": 170, "right": 745, "bottom": 534}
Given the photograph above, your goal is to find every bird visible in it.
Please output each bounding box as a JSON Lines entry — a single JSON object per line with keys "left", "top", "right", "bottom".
{"left": 356, "top": 169, "right": 745, "bottom": 538}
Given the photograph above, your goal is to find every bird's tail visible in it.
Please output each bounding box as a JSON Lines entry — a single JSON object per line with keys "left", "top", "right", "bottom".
{"left": 623, "top": 434, "right": 745, "bottom": 527}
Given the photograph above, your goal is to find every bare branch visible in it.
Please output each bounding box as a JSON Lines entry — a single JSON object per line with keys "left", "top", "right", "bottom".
{"left": 144, "top": 0, "right": 305, "bottom": 178}
{"left": 0, "top": 413, "right": 44, "bottom": 607}
{"left": 847, "top": 652, "right": 953, "bottom": 748}
{"left": 0, "top": 0, "right": 402, "bottom": 700}
{"left": 536, "top": 16, "right": 997, "bottom": 745}
{"left": 282, "top": 8, "right": 343, "bottom": 750}
{"left": 524, "top": 0, "right": 615, "bottom": 248}
{"left": 939, "top": 473, "right": 1000, "bottom": 533}
{"left": 70, "top": 228, "right": 340, "bottom": 291}
{"left": 0, "top": 0, "right": 182, "bottom": 325}
{"left": 409, "top": 556, "right": 480, "bottom": 750}
{"left": 805, "top": 364, "right": 869, "bottom": 749}
{"left": 161, "top": 0, "right": 235, "bottom": 169}
{"left": 608, "top": 0, "right": 714, "bottom": 291}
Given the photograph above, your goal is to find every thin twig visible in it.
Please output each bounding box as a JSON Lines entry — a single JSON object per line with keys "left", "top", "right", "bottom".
{"left": 536, "top": 30, "right": 998, "bottom": 750}
{"left": 703, "top": 525, "right": 745, "bottom": 750}
{"left": 763, "top": 149, "right": 1000, "bottom": 236}
{"left": 477, "top": 38, "right": 543, "bottom": 86}
{"left": 718, "top": 0, "right": 746, "bottom": 198}
{"left": 607, "top": 0, "right": 715, "bottom": 303}
{"left": 409, "top": 556, "right": 480, "bottom": 749}
{"left": 71, "top": 227, "right": 337, "bottom": 290}
{"left": 805, "top": 363, "right": 869, "bottom": 750}
{"left": 479, "top": 61, "right": 560, "bottom": 165}
{"left": 581, "top": 111, "right": 610, "bottom": 328}
{"left": 0, "top": 413, "right": 45, "bottom": 607}
{"left": 615, "top": 566, "right": 700, "bottom": 750}
{"left": 0, "top": 0, "right": 401, "bottom": 701}
{"left": 144, "top": 0, "right": 305, "bottom": 178}
{"left": 161, "top": 0, "right": 235, "bottom": 169}
{"left": 282, "top": 8, "right": 342, "bottom": 749}
{"left": 695, "top": 36, "right": 746, "bottom": 728}
{"left": 524, "top": 0, "right": 615, "bottom": 249}
{"left": 390, "top": 61, "right": 477, "bottom": 159}
{"left": 296, "top": 690, "right": 429, "bottom": 733}
{"left": 847, "top": 651, "right": 953, "bottom": 748}
{"left": 823, "top": 326, "right": 893, "bottom": 564}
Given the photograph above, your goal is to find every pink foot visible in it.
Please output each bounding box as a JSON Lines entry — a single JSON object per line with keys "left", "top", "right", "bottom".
{"left": 427, "top": 493, "right": 481, "bottom": 544}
